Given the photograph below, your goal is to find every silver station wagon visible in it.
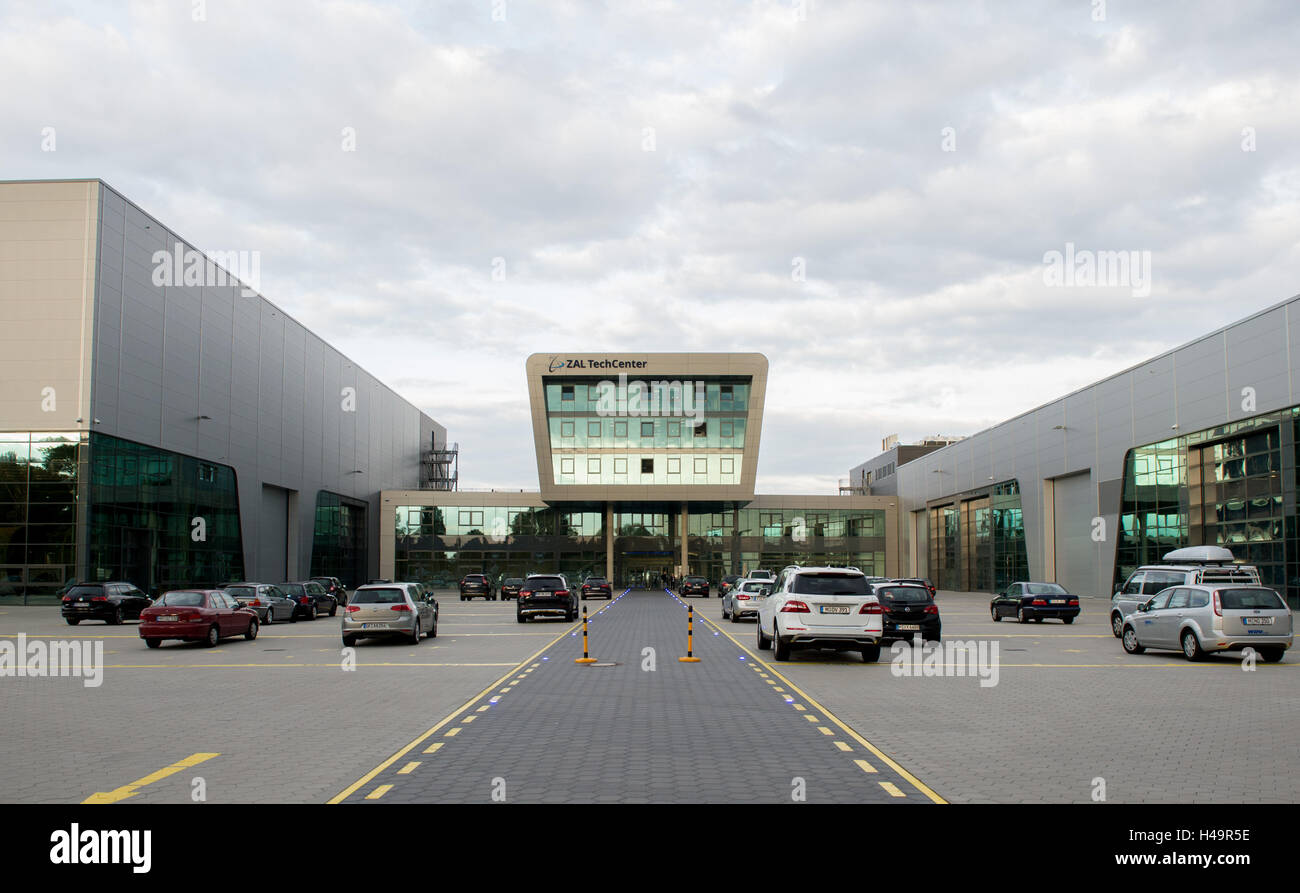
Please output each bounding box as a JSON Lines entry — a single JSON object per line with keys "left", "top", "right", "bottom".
{"left": 1120, "top": 584, "right": 1293, "bottom": 662}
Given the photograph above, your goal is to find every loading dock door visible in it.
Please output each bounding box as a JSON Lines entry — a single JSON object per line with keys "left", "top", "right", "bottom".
{"left": 260, "top": 484, "right": 289, "bottom": 582}
{"left": 1052, "top": 471, "right": 1095, "bottom": 597}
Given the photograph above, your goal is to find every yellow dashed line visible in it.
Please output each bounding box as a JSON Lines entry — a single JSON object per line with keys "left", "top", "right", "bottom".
{"left": 834, "top": 742, "right": 852, "bottom": 752}
{"left": 817, "top": 726, "right": 834, "bottom": 736}
{"left": 462, "top": 715, "right": 477, "bottom": 724}
{"left": 793, "top": 704, "right": 806, "bottom": 711}
{"left": 365, "top": 785, "right": 393, "bottom": 800}
{"left": 423, "top": 743, "right": 444, "bottom": 755}
{"left": 444, "top": 727, "right": 462, "bottom": 737}
{"left": 855, "top": 759, "right": 878, "bottom": 774}
{"left": 476, "top": 705, "right": 491, "bottom": 712}
{"left": 804, "top": 715, "right": 819, "bottom": 722}
{"left": 880, "top": 781, "right": 905, "bottom": 797}
{"left": 396, "top": 762, "right": 420, "bottom": 775}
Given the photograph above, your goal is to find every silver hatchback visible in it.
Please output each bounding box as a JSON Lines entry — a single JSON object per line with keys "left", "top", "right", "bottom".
{"left": 342, "top": 582, "right": 438, "bottom": 646}
{"left": 1120, "top": 584, "right": 1292, "bottom": 662}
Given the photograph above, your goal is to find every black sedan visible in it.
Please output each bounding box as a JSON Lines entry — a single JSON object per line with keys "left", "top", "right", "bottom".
{"left": 280, "top": 581, "right": 337, "bottom": 620}
{"left": 678, "top": 576, "right": 710, "bottom": 598}
{"left": 991, "top": 582, "right": 1080, "bottom": 624}
{"left": 873, "top": 583, "right": 941, "bottom": 643}
{"left": 61, "top": 582, "right": 152, "bottom": 625}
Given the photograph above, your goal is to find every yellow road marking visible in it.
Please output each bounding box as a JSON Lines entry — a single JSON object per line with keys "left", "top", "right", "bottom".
{"left": 445, "top": 727, "right": 462, "bottom": 737}
{"left": 855, "top": 759, "right": 878, "bottom": 774}
{"left": 880, "top": 781, "right": 905, "bottom": 797}
{"left": 397, "top": 762, "right": 420, "bottom": 775}
{"left": 83, "top": 752, "right": 219, "bottom": 804}
{"left": 95, "top": 662, "right": 520, "bottom": 669}
{"left": 773, "top": 686, "right": 785, "bottom": 692}
{"left": 804, "top": 715, "right": 819, "bottom": 722}
{"left": 834, "top": 742, "right": 852, "bottom": 752}
{"left": 817, "top": 727, "right": 834, "bottom": 736}
{"left": 699, "top": 613, "right": 948, "bottom": 804}
{"left": 793, "top": 704, "right": 806, "bottom": 711}
{"left": 476, "top": 705, "right": 491, "bottom": 712}
{"left": 462, "top": 715, "right": 477, "bottom": 724}
{"left": 327, "top": 623, "right": 576, "bottom": 804}
{"left": 366, "top": 785, "right": 393, "bottom": 800}
{"left": 423, "top": 743, "right": 444, "bottom": 755}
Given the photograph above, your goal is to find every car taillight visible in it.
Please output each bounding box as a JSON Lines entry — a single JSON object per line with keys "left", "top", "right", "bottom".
{"left": 859, "top": 601, "right": 883, "bottom": 615}
{"left": 346, "top": 605, "right": 360, "bottom": 613}
{"left": 181, "top": 612, "right": 201, "bottom": 622}
{"left": 391, "top": 604, "right": 411, "bottom": 612}
{"left": 250, "top": 599, "right": 261, "bottom": 606}
{"left": 1068, "top": 598, "right": 1079, "bottom": 606}
{"left": 556, "top": 590, "right": 570, "bottom": 597}
{"left": 520, "top": 590, "right": 532, "bottom": 599}
{"left": 924, "top": 604, "right": 939, "bottom": 615}
{"left": 62, "top": 596, "right": 72, "bottom": 602}
{"left": 92, "top": 596, "right": 107, "bottom": 602}
{"left": 780, "top": 600, "right": 810, "bottom": 613}
{"left": 737, "top": 594, "right": 750, "bottom": 600}
{"left": 1031, "top": 598, "right": 1046, "bottom": 606}
{"left": 1213, "top": 591, "right": 1223, "bottom": 616}
{"left": 299, "top": 597, "right": 311, "bottom": 604}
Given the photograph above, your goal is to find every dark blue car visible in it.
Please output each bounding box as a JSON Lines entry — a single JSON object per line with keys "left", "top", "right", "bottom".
{"left": 991, "top": 582, "right": 1080, "bottom": 624}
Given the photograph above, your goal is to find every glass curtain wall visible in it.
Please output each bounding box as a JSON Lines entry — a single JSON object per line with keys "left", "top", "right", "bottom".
{"left": 0, "top": 432, "right": 83, "bottom": 604}
{"left": 310, "top": 492, "right": 368, "bottom": 588}
{"left": 686, "top": 506, "right": 887, "bottom": 583}
{"left": 929, "top": 482, "right": 1028, "bottom": 592}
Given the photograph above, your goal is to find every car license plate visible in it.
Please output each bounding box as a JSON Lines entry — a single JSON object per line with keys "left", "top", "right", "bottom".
{"left": 77, "top": 604, "right": 91, "bottom": 610}
{"left": 159, "top": 615, "right": 178, "bottom": 622}
{"left": 1051, "top": 599, "right": 1066, "bottom": 604}
{"left": 898, "top": 623, "right": 921, "bottom": 631}
{"left": 820, "top": 605, "right": 850, "bottom": 614}
{"left": 1244, "top": 617, "right": 1273, "bottom": 626}
{"left": 361, "top": 623, "right": 384, "bottom": 629}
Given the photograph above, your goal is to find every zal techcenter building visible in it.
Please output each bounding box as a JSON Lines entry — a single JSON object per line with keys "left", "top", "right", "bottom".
{"left": 0, "top": 179, "right": 448, "bottom": 603}
{"left": 381, "top": 354, "right": 898, "bottom": 586}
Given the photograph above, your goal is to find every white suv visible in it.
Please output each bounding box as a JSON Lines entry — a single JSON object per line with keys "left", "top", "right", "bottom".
{"left": 757, "top": 567, "right": 884, "bottom": 662}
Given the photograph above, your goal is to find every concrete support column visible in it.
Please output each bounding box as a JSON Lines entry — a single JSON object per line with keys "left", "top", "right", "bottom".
{"left": 679, "top": 502, "right": 689, "bottom": 576}
{"left": 605, "top": 502, "right": 614, "bottom": 583}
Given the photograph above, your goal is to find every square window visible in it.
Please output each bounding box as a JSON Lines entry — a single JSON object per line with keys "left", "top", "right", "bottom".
{"left": 721, "top": 420, "right": 734, "bottom": 438}
{"left": 614, "top": 457, "right": 628, "bottom": 474}
{"left": 588, "top": 384, "right": 601, "bottom": 400}
{"left": 614, "top": 420, "right": 627, "bottom": 438}
{"left": 667, "top": 457, "right": 681, "bottom": 474}
{"left": 588, "top": 421, "right": 601, "bottom": 438}
{"left": 560, "top": 421, "right": 574, "bottom": 438}
{"left": 561, "top": 385, "right": 574, "bottom": 401}
{"left": 721, "top": 457, "right": 734, "bottom": 474}
{"left": 694, "top": 457, "right": 708, "bottom": 474}
{"left": 668, "top": 420, "right": 681, "bottom": 438}
{"left": 560, "top": 458, "right": 574, "bottom": 475}
{"left": 694, "top": 422, "right": 707, "bottom": 437}
{"left": 642, "top": 458, "right": 654, "bottom": 475}
{"left": 588, "top": 458, "right": 601, "bottom": 474}
{"left": 458, "top": 510, "right": 472, "bottom": 526}
{"left": 641, "top": 421, "right": 655, "bottom": 438}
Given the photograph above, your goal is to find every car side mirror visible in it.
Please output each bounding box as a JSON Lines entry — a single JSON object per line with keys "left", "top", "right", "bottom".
{"left": 1137, "top": 603, "right": 1149, "bottom": 613}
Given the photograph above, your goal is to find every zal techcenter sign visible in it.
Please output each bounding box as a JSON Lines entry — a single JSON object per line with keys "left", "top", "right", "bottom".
{"left": 548, "top": 356, "right": 649, "bottom": 372}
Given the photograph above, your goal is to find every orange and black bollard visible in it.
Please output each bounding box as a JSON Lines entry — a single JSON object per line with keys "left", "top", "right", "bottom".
{"left": 575, "top": 604, "right": 597, "bottom": 664}
{"left": 679, "top": 603, "right": 701, "bottom": 663}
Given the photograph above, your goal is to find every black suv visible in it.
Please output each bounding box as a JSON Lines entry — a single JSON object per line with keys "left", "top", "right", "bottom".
{"left": 580, "top": 577, "right": 612, "bottom": 600}
{"left": 61, "top": 582, "right": 151, "bottom": 625}
{"left": 460, "top": 574, "right": 495, "bottom": 601}
{"left": 310, "top": 576, "right": 347, "bottom": 606}
{"left": 872, "top": 583, "right": 941, "bottom": 644}
{"left": 516, "top": 575, "right": 577, "bottom": 622}
{"left": 279, "top": 581, "right": 337, "bottom": 619}
{"left": 679, "top": 576, "right": 710, "bottom": 598}
{"left": 500, "top": 578, "right": 524, "bottom": 601}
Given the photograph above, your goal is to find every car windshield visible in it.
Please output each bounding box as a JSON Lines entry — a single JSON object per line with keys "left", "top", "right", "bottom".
{"left": 527, "top": 577, "right": 565, "bottom": 591}
{"left": 1218, "top": 588, "right": 1286, "bottom": 610}
{"left": 740, "top": 582, "right": 766, "bottom": 593}
{"left": 65, "top": 586, "right": 105, "bottom": 598}
{"left": 225, "top": 586, "right": 255, "bottom": 597}
{"left": 351, "top": 588, "right": 406, "bottom": 604}
{"left": 876, "top": 586, "right": 929, "bottom": 603}
{"left": 686, "top": 576, "right": 707, "bottom": 583}
{"left": 586, "top": 578, "right": 608, "bottom": 585}
{"left": 157, "top": 591, "right": 205, "bottom": 607}
{"left": 1025, "top": 583, "right": 1067, "bottom": 595}
{"left": 280, "top": 584, "right": 305, "bottom": 596}
{"left": 791, "top": 574, "right": 869, "bottom": 596}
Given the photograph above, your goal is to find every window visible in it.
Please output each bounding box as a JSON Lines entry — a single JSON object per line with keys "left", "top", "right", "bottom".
{"left": 560, "top": 458, "right": 574, "bottom": 474}
{"left": 720, "top": 384, "right": 733, "bottom": 404}
{"left": 668, "top": 421, "right": 681, "bottom": 438}
{"left": 588, "top": 421, "right": 601, "bottom": 438}
{"left": 614, "top": 421, "right": 627, "bottom": 438}
{"left": 588, "top": 458, "right": 601, "bottom": 474}
{"left": 197, "top": 463, "right": 216, "bottom": 483}
{"left": 694, "top": 422, "right": 707, "bottom": 437}
{"left": 641, "top": 421, "right": 655, "bottom": 438}
{"left": 561, "top": 421, "right": 574, "bottom": 438}
{"left": 1167, "top": 589, "right": 1190, "bottom": 609}
{"left": 720, "top": 421, "right": 733, "bottom": 438}
{"left": 721, "top": 457, "right": 734, "bottom": 474}
{"left": 641, "top": 458, "right": 654, "bottom": 475}
{"left": 614, "top": 457, "right": 627, "bottom": 474}
{"left": 667, "top": 457, "right": 681, "bottom": 474}
{"left": 694, "top": 457, "right": 707, "bottom": 474}
{"left": 588, "top": 384, "right": 601, "bottom": 400}
{"left": 1146, "top": 591, "right": 1173, "bottom": 611}
{"left": 458, "top": 510, "right": 484, "bottom": 527}
{"left": 561, "top": 385, "right": 574, "bottom": 401}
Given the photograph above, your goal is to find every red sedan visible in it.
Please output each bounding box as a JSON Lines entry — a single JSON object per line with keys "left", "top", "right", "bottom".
{"left": 139, "top": 590, "right": 259, "bottom": 649}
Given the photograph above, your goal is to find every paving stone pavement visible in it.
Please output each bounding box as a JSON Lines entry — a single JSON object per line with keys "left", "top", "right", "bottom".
{"left": 341, "top": 589, "right": 936, "bottom": 804}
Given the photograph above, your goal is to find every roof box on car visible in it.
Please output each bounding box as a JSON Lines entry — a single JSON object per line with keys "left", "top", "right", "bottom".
{"left": 1160, "top": 546, "right": 1237, "bottom": 565}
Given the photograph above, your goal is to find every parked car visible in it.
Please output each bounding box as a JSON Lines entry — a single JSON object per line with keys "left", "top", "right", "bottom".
{"left": 892, "top": 577, "right": 937, "bottom": 598}
{"left": 748, "top": 569, "right": 776, "bottom": 583}
{"left": 459, "top": 574, "right": 495, "bottom": 601}
{"left": 1110, "top": 546, "right": 1260, "bottom": 637}
{"left": 874, "top": 582, "right": 942, "bottom": 642}
{"left": 280, "top": 581, "right": 337, "bottom": 620}
{"left": 991, "top": 582, "right": 1081, "bottom": 624}
{"left": 722, "top": 578, "right": 772, "bottom": 623}
{"left": 719, "top": 574, "right": 743, "bottom": 598}
{"left": 1120, "top": 584, "right": 1292, "bottom": 662}
{"left": 679, "top": 576, "right": 710, "bottom": 598}
{"left": 61, "top": 582, "right": 151, "bottom": 626}
{"left": 516, "top": 574, "right": 577, "bottom": 623}
{"left": 342, "top": 582, "right": 437, "bottom": 646}
{"left": 310, "top": 576, "right": 348, "bottom": 606}
{"left": 139, "top": 590, "right": 258, "bottom": 648}
{"left": 757, "top": 567, "right": 884, "bottom": 662}
{"left": 500, "top": 577, "right": 524, "bottom": 601}
{"left": 581, "top": 577, "right": 612, "bottom": 600}
{"left": 225, "top": 583, "right": 296, "bottom": 624}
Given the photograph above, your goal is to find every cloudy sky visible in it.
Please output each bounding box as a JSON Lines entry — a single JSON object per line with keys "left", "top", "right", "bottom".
{"left": 3, "top": 0, "right": 1297, "bottom": 491}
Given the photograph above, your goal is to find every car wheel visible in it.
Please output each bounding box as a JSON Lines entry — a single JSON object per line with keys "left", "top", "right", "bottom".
{"left": 263, "top": 609, "right": 273, "bottom": 625}
{"left": 757, "top": 620, "right": 771, "bottom": 650}
{"left": 773, "top": 633, "right": 791, "bottom": 662}
{"left": 308, "top": 605, "right": 317, "bottom": 621}
{"left": 110, "top": 606, "right": 124, "bottom": 626}
{"left": 1181, "top": 630, "right": 1205, "bottom": 661}
{"left": 517, "top": 613, "right": 527, "bottom": 624}
{"left": 1062, "top": 616, "right": 1074, "bottom": 625}
{"left": 410, "top": 619, "right": 422, "bottom": 646}
{"left": 65, "top": 617, "right": 80, "bottom": 626}
{"left": 861, "top": 643, "right": 881, "bottom": 663}
{"left": 245, "top": 619, "right": 259, "bottom": 641}
{"left": 144, "top": 636, "right": 161, "bottom": 649}
{"left": 1033, "top": 617, "right": 1043, "bottom": 623}
{"left": 430, "top": 618, "right": 438, "bottom": 639}
{"left": 990, "top": 605, "right": 1000, "bottom": 622}
{"left": 1257, "top": 647, "right": 1284, "bottom": 663}
{"left": 1121, "top": 626, "right": 1144, "bottom": 654}
{"left": 1110, "top": 612, "right": 1124, "bottom": 638}
{"left": 329, "top": 605, "right": 337, "bottom": 617}
{"left": 289, "top": 609, "right": 298, "bottom": 623}
{"left": 204, "top": 625, "right": 220, "bottom": 647}
{"left": 1017, "top": 607, "right": 1028, "bottom": 624}
{"left": 731, "top": 609, "right": 741, "bottom": 624}
{"left": 342, "top": 634, "right": 357, "bottom": 648}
